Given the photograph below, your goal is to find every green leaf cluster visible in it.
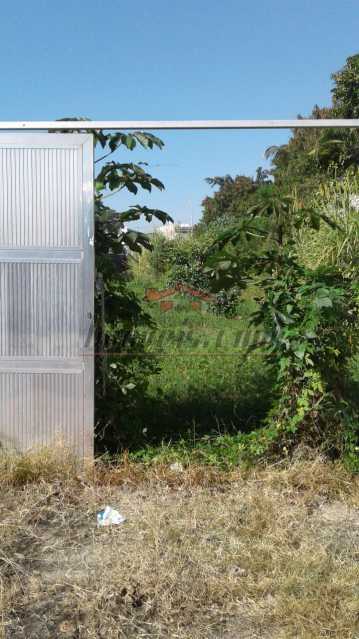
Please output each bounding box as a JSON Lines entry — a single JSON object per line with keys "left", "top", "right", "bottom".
{"left": 56, "top": 119, "right": 172, "bottom": 449}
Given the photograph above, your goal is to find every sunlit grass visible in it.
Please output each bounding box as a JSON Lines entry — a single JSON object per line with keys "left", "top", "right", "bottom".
{"left": 127, "top": 274, "right": 274, "bottom": 443}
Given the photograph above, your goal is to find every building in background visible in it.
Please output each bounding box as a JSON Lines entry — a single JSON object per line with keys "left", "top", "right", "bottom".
{"left": 156, "top": 222, "right": 193, "bottom": 240}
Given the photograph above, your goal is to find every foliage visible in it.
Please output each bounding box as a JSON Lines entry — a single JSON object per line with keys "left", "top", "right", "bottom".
{"left": 253, "top": 262, "right": 359, "bottom": 451}
{"left": 147, "top": 232, "right": 174, "bottom": 275}
{"left": 199, "top": 173, "right": 267, "bottom": 229}
{"left": 206, "top": 183, "right": 359, "bottom": 466}
{"left": 167, "top": 261, "right": 210, "bottom": 292}
{"left": 265, "top": 54, "right": 359, "bottom": 192}
{"left": 195, "top": 53, "right": 359, "bottom": 466}
{"left": 94, "top": 137, "right": 173, "bottom": 449}
{"left": 59, "top": 46, "right": 359, "bottom": 463}
{"left": 209, "top": 288, "right": 240, "bottom": 317}
{"left": 165, "top": 235, "right": 213, "bottom": 291}
{"left": 143, "top": 232, "right": 218, "bottom": 291}
{"left": 332, "top": 53, "right": 359, "bottom": 118}
{"left": 130, "top": 431, "right": 254, "bottom": 469}
{"left": 297, "top": 168, "right": 359, "bottom": 276}
{"left": 121, "top": 285, "right": 274, "bottom": 449}
{"left": 194, "top": 212, "right": 241, "bottom": 236}
{"left": 56, "top": 118, "right": 173, "bottom": 450}
{"left": 264, "top": 106, "right": 338, "bottom": 192}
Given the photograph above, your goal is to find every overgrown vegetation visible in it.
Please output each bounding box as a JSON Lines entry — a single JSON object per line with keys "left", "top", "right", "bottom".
{"left": 194, "top": 55, "right": 359, "bottom": 469}
{"left": 63, "top": 54, "right": 359, "bottom": 470}
{"left": 205, "top": 184, "right": 359, "bottom": 466}
{"left": 128, "top": 275, "right": 273, "bottom": 450}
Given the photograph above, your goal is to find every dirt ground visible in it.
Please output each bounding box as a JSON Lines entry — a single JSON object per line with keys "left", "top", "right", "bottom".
{"left": 0, "top": 456, "right": 358, "bottom": 638}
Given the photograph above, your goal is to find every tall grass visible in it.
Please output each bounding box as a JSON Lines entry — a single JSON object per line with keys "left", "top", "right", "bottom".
{"left": 123, "top": 268, "right": 274, "bottom": 448}
{"left": 297, "top": 169, "right": 359, "bottom": 272}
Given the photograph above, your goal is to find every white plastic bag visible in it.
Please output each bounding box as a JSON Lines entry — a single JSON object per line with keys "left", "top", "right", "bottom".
{"left": 97, "top": 506, "right": 126, "bottom": 527}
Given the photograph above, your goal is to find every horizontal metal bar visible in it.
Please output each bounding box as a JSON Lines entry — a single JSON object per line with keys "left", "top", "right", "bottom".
{"left": 0, "top": 248, "right": 82, "bottom": 262}
{"left": 0, "top": 133, "right": 89, "bottom": 146}
{"left": 0, "top": 358, "right": 84, "bottom": 373}
{"left": 0, "top": 119, "right": 358, "bottom": 131}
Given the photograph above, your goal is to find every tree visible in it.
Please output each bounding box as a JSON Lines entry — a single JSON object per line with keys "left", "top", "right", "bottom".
{"left": 332, "top": 53, "right": 359, "bottom": 118}
{"left": 55, "top": 118, "right": 173, "bottom": 450}
{"left": 265, "top": 55, "right": 359, "bottom": 188}
{"left": 264, "top": 107, "right": 338, "bottom": 195}
{"left": 199, "top": 174, "right": 260, "bottom": 229}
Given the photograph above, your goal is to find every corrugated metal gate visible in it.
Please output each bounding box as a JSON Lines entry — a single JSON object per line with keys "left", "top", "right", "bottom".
{"left": 0, "top": 133, "right": 94, "bottom": 457}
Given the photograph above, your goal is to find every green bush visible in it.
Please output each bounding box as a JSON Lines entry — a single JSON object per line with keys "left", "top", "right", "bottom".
{"left": 209, "top": 288, "right": 240, "bottom": 317}
{"left": 206, "top": 183, "right": 359, "bottom": 468}
{"left": 147, "top": 233, "right": 173, "bottom": 275}
{"left": 253, "top": 262, "right": 359, "bottom": 458}
{"left": 165, "top": 235, "right": 213, "bottom": 291}
{"left": 86, "top": 125, "right": 173, "bottom": 451}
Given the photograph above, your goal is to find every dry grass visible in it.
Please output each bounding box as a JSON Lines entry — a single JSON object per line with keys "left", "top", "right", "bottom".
{"left": 0, "top": 450, "right": 358, "bottom": 638}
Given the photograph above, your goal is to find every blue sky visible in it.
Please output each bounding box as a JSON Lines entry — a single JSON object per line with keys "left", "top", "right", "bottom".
{"left": 1, "top": 0, "right": 359, "bottom": 228}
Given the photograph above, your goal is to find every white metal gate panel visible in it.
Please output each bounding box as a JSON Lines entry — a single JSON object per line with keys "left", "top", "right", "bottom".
{"left": 0, "top": 134, "right": 94, "bottom": 457}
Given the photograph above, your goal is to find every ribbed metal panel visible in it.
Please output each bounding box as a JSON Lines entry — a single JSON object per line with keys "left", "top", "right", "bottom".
{"left": 0, "top": 372, "right": 84, "bottom": 453}
{"left": 0, "top": 134, "right": 94, "bottom": 458}
{"left": 0, "top": 147, "right": 81, "bottom": 247}
{"left": 0, "top": 262, "right": 80, "bottom": 357}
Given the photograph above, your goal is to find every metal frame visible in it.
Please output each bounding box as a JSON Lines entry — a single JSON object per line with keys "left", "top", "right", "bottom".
{"left": 81, "top": 135, "right": 95, "bottom": 458}
{"left": 0, "top": 119, "right": 358, "bottom": 130}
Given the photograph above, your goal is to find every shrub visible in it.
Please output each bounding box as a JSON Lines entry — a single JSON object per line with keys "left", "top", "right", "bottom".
{"left": 206, "top": 185, "right": 359, "bottom": 468}
{"left": 166, "top": 235, "right": 213, "bottom": 291}
{"left": 252, "top": 262, "right": 359, "bottom": 463}
{"left": 209, "top": 288, "right": 240, "bottom": 317}
{"left": 87, "top": 125, "right": 173, "bottom": 451}
{"left": 147, "top": 233, "right": 173, "bottom": 275}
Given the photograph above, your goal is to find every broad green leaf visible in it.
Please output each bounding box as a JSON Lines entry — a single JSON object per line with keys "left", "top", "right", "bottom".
{"left": 314, "top": 297, "right": 333, "bottom": 309}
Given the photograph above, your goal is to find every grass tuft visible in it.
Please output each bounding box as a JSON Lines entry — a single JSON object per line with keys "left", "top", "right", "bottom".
{"left": 0, "top": 445, "right": 79, "bottom": 486}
